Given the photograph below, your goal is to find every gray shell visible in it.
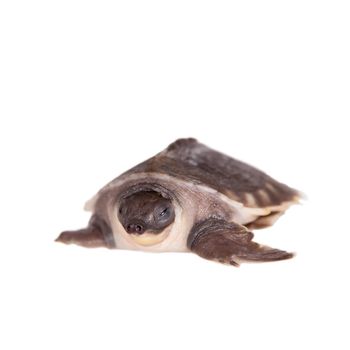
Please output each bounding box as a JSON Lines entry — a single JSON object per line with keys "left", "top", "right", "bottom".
{"left": 104, "top": 138, "right": 299, "bottom": 209}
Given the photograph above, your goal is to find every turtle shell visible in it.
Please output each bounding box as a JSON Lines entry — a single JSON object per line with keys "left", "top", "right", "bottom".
{"left": 117, "top": 138, "right": 300, "bottom": 210}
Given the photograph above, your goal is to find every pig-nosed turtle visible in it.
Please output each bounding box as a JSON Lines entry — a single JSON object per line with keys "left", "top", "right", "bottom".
{"left": 56, "top": 138, "right": 301, "bottom": 266}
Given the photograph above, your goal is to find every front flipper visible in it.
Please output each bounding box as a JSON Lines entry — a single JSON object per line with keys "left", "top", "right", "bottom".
{"left": 188, "top": 218, "right": 293, "bottom": 266}
{"left": 56, "top": 215, "right": 115, "bottom": 249}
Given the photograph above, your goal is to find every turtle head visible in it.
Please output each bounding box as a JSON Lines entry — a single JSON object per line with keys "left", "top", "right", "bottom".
{"left": 118, "top": 191, "right": 175, "bottom": 243}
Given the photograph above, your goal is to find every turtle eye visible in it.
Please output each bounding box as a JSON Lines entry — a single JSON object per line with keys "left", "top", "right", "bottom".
{"left": 159, "top": 207, "right": 169, "bottom": 217}
{"left": 154, "top": 203, "right": 175, "bottom": 226}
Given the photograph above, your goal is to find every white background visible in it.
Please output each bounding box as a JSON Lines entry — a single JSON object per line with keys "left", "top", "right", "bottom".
{"left": 0, "top": 1, "right": 349, "bottom": 349}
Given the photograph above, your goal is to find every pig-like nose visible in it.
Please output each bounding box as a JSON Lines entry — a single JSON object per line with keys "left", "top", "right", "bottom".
{"left": 126, "top": 223, "right": 145, "bottom": 234}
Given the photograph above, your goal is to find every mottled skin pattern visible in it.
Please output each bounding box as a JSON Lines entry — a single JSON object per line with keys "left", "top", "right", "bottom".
{"left": 57, "top": 138, "right": 299, "bottom": 266}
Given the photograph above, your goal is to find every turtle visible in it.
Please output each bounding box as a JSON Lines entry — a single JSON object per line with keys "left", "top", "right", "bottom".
{"left": 56, "top": 138, "right": 301, "bottom": 266}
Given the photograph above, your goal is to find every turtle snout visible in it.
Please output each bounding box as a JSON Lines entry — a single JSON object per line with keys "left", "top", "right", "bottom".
{"left": 126, "top": 222, "right": 145, "bottom": 234}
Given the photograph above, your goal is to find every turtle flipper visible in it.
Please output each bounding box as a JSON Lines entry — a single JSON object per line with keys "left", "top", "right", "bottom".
{"left": 187, "top": 218, "right": 293, "bottom": 267}
{"left": 56, "top": 215, "right": 115, "bottom": 249}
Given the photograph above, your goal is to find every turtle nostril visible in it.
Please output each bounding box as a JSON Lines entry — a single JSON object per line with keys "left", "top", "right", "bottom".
{"left": 126, "top": 223, "right": 144, "bottom": 234}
